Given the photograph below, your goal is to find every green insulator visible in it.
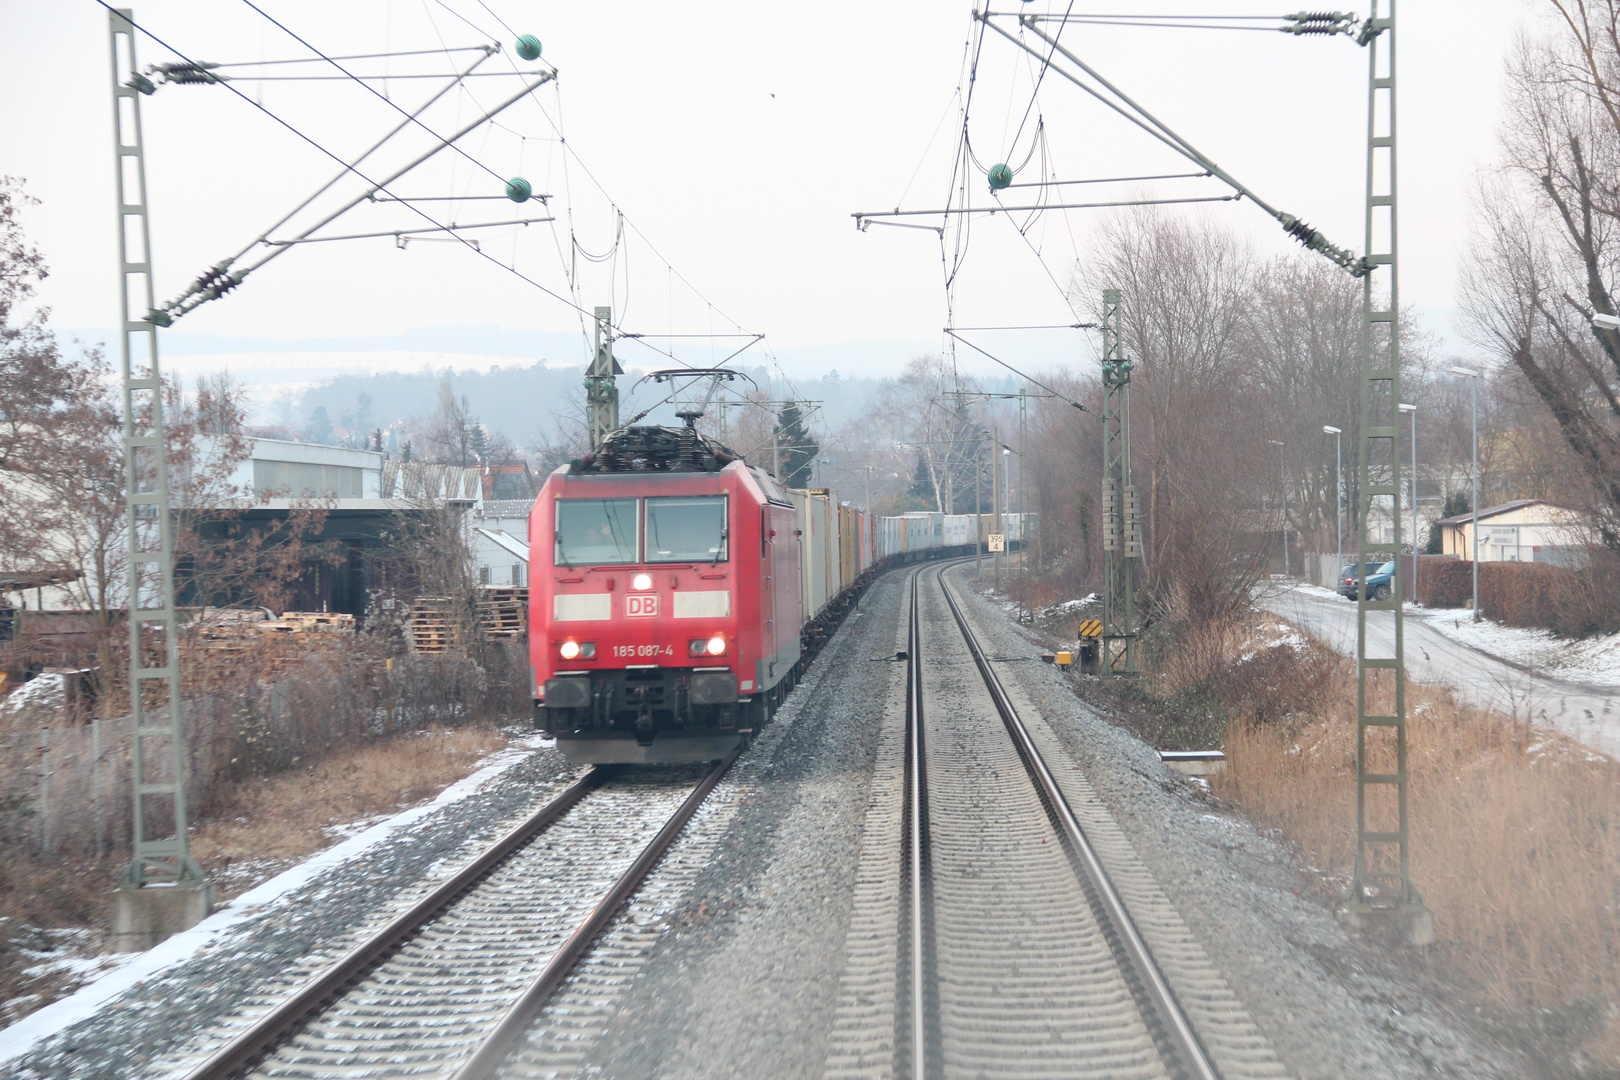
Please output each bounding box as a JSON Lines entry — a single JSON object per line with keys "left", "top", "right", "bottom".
{"left": 516, "top": 34, "right": 542, "bottom": 61}
{"left": 988, "top": 163, "right": 1013, "bottom": 190}
{"left": 506, "top": 177, "right": 532, "bottom": 203}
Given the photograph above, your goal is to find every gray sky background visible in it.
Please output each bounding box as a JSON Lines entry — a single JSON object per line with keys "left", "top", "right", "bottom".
{"left": 1, "top": 0, "right": 1538, "bottom": 395}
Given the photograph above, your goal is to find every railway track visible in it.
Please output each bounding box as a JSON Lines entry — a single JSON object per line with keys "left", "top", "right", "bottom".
{"left": 894, "top": 562, "right": 1283, "bottom": 1079}
{"left": 180, "top": 750, "right": 740, "bottom": 1080}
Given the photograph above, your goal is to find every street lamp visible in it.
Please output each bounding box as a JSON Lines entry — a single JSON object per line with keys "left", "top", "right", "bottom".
{"left": 1323, "top": 425, "right": 1342, "bottom": 583}
{"left": 1398, "top": 403, "right": 1417, "bottom": 601}
{"left": 1266, "top": 439, "right": 1289, "bottom": 577}
{"left": 1592, "top": 312, "right": 1619, "bottom": 330}
{"left": 1450, "top": 366, "right": 1482, "bottom": 621}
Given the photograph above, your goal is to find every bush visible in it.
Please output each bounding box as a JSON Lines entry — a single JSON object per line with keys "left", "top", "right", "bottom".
{"left": 1421, "top": 552, "right": 1620, "bottom": 637}
{"left": 1479, "top": 562, "right": 1574, "bottom": 633}
{"left": 1415, "top": 557, "right": 1471, "bottom": 608}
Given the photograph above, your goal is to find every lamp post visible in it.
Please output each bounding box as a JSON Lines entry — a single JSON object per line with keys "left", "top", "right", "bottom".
{"left": 1266, "top": 439, "right": 1289, "bottom": 577}
{"left": 1398, "top": 403, "right": 1416, "bottom": 601}
{"left": 1323, "top": 425, "right": 1343, "bottom": 584}
{"left": 1450, "top": 366, "right": 1481, "bottom": 621}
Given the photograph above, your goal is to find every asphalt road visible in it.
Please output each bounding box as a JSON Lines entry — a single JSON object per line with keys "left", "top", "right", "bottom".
{"left": 1261, "top": 583, "right": 1620, "bottom": 759}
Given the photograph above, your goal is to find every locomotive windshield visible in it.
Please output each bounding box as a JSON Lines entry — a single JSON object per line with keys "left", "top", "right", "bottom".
{"left": 645, "top": 496, "right": 728, "bottom": 563}
{"left": 555, "top": 498, "right": 639, "bottom": 565}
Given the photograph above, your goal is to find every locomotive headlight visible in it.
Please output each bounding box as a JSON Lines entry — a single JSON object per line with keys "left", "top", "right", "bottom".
{"left": 631, "top": 572, "right": 653, "bottom": 591}
{"left": 689, "top": 636, "right": 727, "bottom": 658}
{"left": 559, "top": 640, "right": 580, "bottom": 660}
{"left": 559, "top": 640, "right": 596, "bottom": 660}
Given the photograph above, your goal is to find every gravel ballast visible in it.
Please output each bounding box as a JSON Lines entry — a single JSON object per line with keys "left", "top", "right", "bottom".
{"left": 543, "top": 569, "right": 911, "bottom": 1080}
{"left": 0, "top": 747, "right": 577, "bottom": 1080}
{"left": 4, "top": 558, "right": 1533, "bottom": 1079}
{"left": 943, "top": 563, "right": 1528, "bottom": 1080}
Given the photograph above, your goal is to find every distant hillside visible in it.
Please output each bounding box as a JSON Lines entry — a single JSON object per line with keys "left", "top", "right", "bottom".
{"left": 294, "top": 360, "right": 1027, "bottom": 451}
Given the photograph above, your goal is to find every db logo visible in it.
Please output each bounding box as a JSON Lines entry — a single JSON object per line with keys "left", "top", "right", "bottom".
{"left": 626, "top": 594, "right": 659, "bottom": 618}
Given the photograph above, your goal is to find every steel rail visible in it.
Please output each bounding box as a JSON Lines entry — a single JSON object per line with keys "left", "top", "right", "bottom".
{"left": 450, "top": 743, "right": 744, "bottom": 1079}
{"left": 901, "top": 568, "right": 933, "bottom": 1079}
{"left": 182, "top": 767, "right": 609, "bottom": 1080}
{"left": 932, "top": 565, "right": 1222, "bottom": 1080}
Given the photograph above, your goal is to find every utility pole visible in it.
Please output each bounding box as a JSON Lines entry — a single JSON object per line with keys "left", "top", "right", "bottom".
{"left": 586, "top": 305, "right": 621, "bottom": 450}
{"left": 108, "top": 7, "right": 211, "bottom": 950}
{"left": 1340, "top": 0, "right": 1431, "bottom": 945}
{"left": 1019, "top": 388, "right": 1029, "bottom": 576}
{"left": 1099, "top": 288, "right": 1138, "bottom": 678}
{"left": 992, "top": 424, "right": 1003, "bottom": 589}
{"left": 975, "top": 437, "right": 983, "bottom": 577}
{"left": 1325, "top": 425, "right": 1343, "bottom": 579}
{"left": 1267, "top": 440, "right": 1290, "bottom": 576}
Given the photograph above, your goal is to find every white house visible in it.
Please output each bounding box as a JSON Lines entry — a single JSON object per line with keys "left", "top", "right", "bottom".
{"left": 1436, "top": 499, "right": 1589, "bottom": 565}
{"left": 227, "top": 438, "right": 384, "bottom": 503}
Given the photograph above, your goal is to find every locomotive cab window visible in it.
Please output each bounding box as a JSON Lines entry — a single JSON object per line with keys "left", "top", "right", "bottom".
{"left": 645, "top": 496, "right": 727, "bottom": 563}
{"left": 555, "top": 498, "right": 639, "bottom": 565}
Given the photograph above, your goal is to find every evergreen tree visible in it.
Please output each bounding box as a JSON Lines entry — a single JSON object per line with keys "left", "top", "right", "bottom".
{"left": 1428, "top": 491, "right": 1473, "bottom": 554}
{"left": 306, "top": 405, "right": 334, "bottom": 445}
{"left": 909, "top": 457, "right": 935, "bottom": 504}
{"left": 773, "top": 403, "right": 819, "bottom": 487}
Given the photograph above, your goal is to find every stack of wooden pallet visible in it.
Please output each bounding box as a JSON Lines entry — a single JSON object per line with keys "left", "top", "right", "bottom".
{"left": 410, "top": 598, "right": 460, "bottom": 654}
{"left": 476, "top": 587, "right": 528, "bottom": 638}
{"left": 266, "top": 611, "right": 356, "bottom": 636}
{"left": 192, "top": 607, "right": 275, "bottom": 656}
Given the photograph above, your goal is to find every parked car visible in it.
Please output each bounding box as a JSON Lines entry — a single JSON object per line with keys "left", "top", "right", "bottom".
{"left": 1338, "top": 561, "right": 1396, "bottom": 601}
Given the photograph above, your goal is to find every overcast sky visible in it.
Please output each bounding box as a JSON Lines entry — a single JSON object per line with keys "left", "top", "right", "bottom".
{"left": 1, "top": 0, "right": 1538, "bottom": 385}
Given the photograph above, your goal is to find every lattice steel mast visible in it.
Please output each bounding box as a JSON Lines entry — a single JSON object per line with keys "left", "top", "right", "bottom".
{"left": 587, "top": 305, "right": 622, "bottom": 449}
{"left": 1099, "top": 289, "right": 1138, "bottom": 678}
{"left": 109, "top": 8, "right": 206, "bottom": 894}
{"left": 1341, "top": 0, "right": 1431, "bottom": 943}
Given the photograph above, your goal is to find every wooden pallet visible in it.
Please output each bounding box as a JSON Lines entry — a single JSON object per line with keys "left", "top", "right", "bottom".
{"left": 410, "top": 598, "right": 461, "bottom": 654}
{"left": 275, "top": 611, "right": 356, "bottom": 634}
{"left": 476, "top": 586, "right": 528, "bottom": 638}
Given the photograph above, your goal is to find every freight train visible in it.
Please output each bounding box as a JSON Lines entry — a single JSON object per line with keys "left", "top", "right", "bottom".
{"left": 528, "top": 423, "right": 1028, "bottom": 763}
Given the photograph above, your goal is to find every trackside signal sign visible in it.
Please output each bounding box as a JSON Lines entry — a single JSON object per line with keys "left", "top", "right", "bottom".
{"left": 1077, "top": 619, "right": 1102, "bottom": 639}
{"left": 626, "top": 594, "right": 659, "bottom": 617}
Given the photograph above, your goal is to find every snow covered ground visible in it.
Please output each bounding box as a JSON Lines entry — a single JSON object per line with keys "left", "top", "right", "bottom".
{"left": 0, "top": 733, "right": 554, "bottom": 1069}
{"left": 1410, "top": 608, "right": 1620, "bottom": 687}
{"left": 1262, "top": 584, "right": 1620, "bottom": 758}
{"left": 1263, "top": 580, "right": 1620, "bottom": 688}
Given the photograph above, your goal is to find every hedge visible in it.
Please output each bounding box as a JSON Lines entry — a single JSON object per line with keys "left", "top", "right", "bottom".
{"left": 1417, "top": 555, "right": 1620, "bottom": 637}
{"left": 1415, "top": 557, "right": 1472, "bottom": 609}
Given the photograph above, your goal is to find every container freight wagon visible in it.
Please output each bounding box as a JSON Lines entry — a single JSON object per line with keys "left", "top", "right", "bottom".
{"left": 901, "top": 512, "right": 943, "bottom": 553}
{"left": 942, "top": 514, "right": 975, "bottom": 548}
{"left": 881, "top": 515, "right": 907, "bottom": 561}
{"left": 790, "top": 488, "right": 840, "bottom": 623}
{"left": 838, "top": 503, "right": 872, "bottom": 591}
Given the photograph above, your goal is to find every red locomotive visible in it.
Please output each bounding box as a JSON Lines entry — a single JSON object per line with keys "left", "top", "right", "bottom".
{"left": 529, "top": 425, "right": 804, "bottom": 763}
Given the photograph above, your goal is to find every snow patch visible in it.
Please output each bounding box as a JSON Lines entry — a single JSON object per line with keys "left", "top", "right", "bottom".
{"left": 0, "top": 733, "right": 551, "bottom": 1067}
{"left": 1412, "top": 608, "right": 1620, "bottom": 687}
{"left": 0, "top": 673, "right": 64, "bottom": 720}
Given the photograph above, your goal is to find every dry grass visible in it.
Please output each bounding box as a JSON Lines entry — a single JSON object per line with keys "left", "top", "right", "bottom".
{"left": 0, "top": 724, "right": 511, "bottom": 1027}
{"left": 1198, "top": 621, "right": 1620, "bottom": 1072}
{"left": 191, "top": 724, "right": 509, "bottom": 899}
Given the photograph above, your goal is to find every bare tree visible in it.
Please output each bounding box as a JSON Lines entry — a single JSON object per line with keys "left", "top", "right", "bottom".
{"left": 425, "top": 375, "right": 482, "bottom": 466}
{"left": 1459, "top": 14, "right": 1620, "bottom": 542}
{"left": 1077, "top": 208, "right": 1274, "bottom": 625}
